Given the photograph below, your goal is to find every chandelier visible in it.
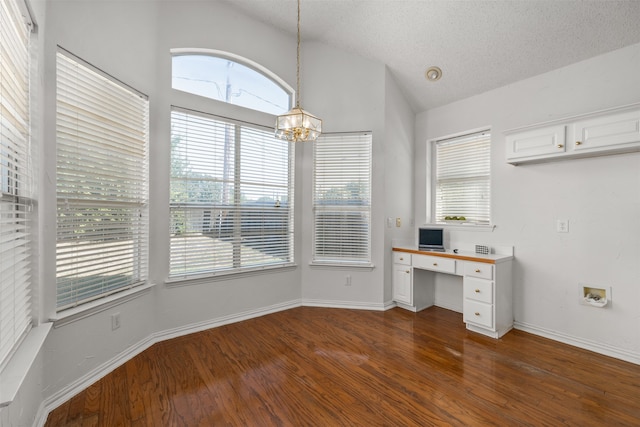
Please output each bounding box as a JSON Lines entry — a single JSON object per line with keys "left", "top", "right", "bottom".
{"left": 275, "top": 0, "right": 322, "bottom": 142}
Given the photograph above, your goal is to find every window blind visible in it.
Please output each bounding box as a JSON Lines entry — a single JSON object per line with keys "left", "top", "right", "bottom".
{"left": 0, "top": 0, "right": 33, "bottom": 368}
{"left": 313, "top": 133, "right": 372, "bottom": 264}
{"left": 56, "top": 49, "right": 149, "bottom": 310}
{"left": 169, "top": 108, "right": 294, "bottom": 279}
{"left": 435, "top": 131, "right": 491, "bottom": 225}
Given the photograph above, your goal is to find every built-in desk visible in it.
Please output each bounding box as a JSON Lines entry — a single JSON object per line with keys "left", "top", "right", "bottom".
{"left": 392, "top": 247, "right": 514, "bottom": 338}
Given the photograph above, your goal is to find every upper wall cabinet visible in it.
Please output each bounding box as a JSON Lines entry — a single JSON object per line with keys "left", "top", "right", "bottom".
{"left": 505, "top": 103, "right": 640, "bottom": 165}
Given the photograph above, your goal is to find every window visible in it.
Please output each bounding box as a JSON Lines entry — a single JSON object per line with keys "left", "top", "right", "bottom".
{"left": 56, "top": 49, "right": 149, "bottom": 310}
{"left": 172, "top": 51, "right": 292, "bottom": 115}
{"left": 313, "top": 133, "right": 372, "bottom": 265}
{"left": 432, "top": 130, "right": 491, "bottom": 225}
{"left": 169, "top": 108, "right": 294, "bottom": 279}
{"left": 0, "top": 0, "right": 33, "bottom": 367}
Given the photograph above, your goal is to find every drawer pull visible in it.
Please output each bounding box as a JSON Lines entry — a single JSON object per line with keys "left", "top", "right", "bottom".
{"left": 433, "top": 263, "right": 438, "bottom": 266}
{"left": 475, "top": 269, "right": 481, "bottom": 273}
{"left": 405, "top": 270, "right": 410, "bottom": 274}
{"left": 557, "top": 144, "right": 564, "bottom": 148}
{"left": 474, "top": 289, "right": 480, "bottom": 293}
{"left": 575, "top": 141, "right": 582, "bottom": 146}
{"left": 399, "top": 257, "right": 404, "bottom": 261}
{"left": 475, "top": 312, "right": 480, "bottom": 316}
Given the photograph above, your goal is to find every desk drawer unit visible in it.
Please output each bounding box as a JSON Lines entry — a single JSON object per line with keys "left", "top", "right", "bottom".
{"left": 412, "top": 254, "right": 456, "bottom": 274}
{"left": 464, "top": 262, "right": 493, "bottom": 280}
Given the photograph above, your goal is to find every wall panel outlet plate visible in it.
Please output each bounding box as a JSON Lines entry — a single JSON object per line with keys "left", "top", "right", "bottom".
{"left": 580, "top": 284, "right": 610, "bottom": 308}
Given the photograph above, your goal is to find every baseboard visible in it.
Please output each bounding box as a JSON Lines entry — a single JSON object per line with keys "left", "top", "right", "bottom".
{"left": 434, "top": 300, "right": 462, "bottom": 313}
{"left": 156, "top": 299, "right": 302, "bottom": 343}
{"left": 36, "top": 299, "right": 302, "bottom": 427}
{"left": 514, "top": 321, "right": 640, "bottom": 365}
{"left": 301, "top": 298, "right": 386, "bottom": 311}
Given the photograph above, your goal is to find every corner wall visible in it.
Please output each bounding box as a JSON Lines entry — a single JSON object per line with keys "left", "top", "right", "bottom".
{"left": 415, "top": 42, "right": 640, "bottom": 362}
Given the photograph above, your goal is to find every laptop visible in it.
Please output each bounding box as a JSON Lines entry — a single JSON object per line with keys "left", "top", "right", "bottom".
{"left": 418, "top": 227, "right": 445, "bottom": 252}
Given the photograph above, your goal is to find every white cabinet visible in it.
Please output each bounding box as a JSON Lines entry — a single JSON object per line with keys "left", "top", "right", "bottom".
{"left": 463, "top": 262, "right": 513, "bottom": 338}
{"left": 506, "top": 104, "right": 640, "bottom": 165}
{"left": 572, "top": 109, "right": 640, "bottom": 154}
{"left": 392, "top": 248, "right": 513, "bottom": 339}
{"left": 392, "top": 252, "right": 412, "bottom": 306}
{"left": 506, "top": 124, "right": 566, "bottom": 161}
{"left": 463, "top": 275, "right": 495, "bottom": 330}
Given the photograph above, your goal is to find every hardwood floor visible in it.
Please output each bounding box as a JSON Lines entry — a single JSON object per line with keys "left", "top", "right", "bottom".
{"left": 45, "top": 306, "right": 640, "bottom": 426}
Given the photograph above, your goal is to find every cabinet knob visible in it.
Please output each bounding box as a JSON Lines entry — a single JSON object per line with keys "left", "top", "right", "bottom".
{"left": 405, "top": 270, "right": 410, "bottom": 274}
{"left": 475, "top": 312, "right": 480, "bottom": 316}
{"left": 575, "top": 141, "right": 582, "bottom": 146}
{"left": 557, "top": 144, "right": 564, "bottom": 148}
{"left": 433, "top": 263, "right": 438, "bottom": 266}
{"left": 399, "top": 257, "right": 403, "bottom": 261}
{"left": 475, "top": 289, "right": 480, "bottom": 293}
{"left": 475, "top": 269, "right": 481, "bottom": 273}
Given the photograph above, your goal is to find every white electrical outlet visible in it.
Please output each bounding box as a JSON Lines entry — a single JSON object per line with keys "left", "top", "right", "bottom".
{"left": 111, "top": 313, "right": 121, "bottom": 330}
{"left": 556, "top": 219, "right": 569, "bottom": 233}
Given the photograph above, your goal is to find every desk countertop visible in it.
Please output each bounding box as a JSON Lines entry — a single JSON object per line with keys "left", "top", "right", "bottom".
{"left": 392, "top": 246, "right": 513, "bottom": 264}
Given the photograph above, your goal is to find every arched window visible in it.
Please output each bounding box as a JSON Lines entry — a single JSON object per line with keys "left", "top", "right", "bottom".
{"left": 169, "top": 50, "right": 295, "bottom": 280}
{"left": 171, "top": 49, "right": 292, "bottom": 115}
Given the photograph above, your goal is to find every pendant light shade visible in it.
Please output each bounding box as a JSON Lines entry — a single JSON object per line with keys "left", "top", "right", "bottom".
{"left": 275, "top": 0, "right": 322, "bottom": 142}
{"left": 275, "top": 107, "right": 322, "bottom": 142}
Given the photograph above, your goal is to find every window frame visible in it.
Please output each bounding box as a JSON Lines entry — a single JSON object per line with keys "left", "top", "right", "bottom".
{"left": 55, "top": 47, "right": 150, "bottom": 311}
{"left": 168, "top": 107, "right": 296, "bottom": 281}
{"left": 426, "top": 127, "right": 492, "bottom": 228}
{"left": 312, "top": 132, "right": 373, "bottom": 267}
{"left": 170, "top": 48, "right": 294, "bottom": 116}
{"left": 0, "top": 0, "right": 35, "bottom": 371}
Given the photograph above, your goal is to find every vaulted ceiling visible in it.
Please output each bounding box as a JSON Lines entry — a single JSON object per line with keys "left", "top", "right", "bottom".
{"left": 221, "top": 0, "right": 640, "bottom": 113}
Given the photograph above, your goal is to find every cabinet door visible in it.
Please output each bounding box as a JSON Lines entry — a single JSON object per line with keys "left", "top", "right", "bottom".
{"left": 572, "top": 109, "right": 640, "bottom": 153}
{"left": 506, "top": 125, "right": 566, "bottom": 163}
{"left": 393, "top": 265, "right": 412, "bottom": 305}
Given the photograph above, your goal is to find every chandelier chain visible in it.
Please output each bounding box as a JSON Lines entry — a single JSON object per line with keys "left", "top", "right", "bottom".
{"left": 296, "top": 0, "right": 301, "bottom": 108}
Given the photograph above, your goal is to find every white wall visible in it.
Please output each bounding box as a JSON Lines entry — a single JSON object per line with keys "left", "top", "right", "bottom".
{"left": 383, "top": 70, "right": 415, "bottom": 302}
{"left": 415, "top": 42, "right": 640, "bottom": 362}
{"left": 299, "top": 42, "right": 387, "bottom": 307}
{"left": 3, "top": 1, "right": 415, "bottom": 425}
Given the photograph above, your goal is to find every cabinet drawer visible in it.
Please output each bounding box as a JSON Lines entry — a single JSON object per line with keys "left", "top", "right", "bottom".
{"left": 464, "top": 262, "right": 493, "bottom": 280}
{"left": 464, "top": 300, "right": 494, "bottom": 329}
{"left": 413, "top": 254, "right": 456, "bottom": 274}
{"left": 393, "top": 252, "right": 411, "bottom": 266}
{"left": 464, "top": 277, "right": 493, "bottom": 304}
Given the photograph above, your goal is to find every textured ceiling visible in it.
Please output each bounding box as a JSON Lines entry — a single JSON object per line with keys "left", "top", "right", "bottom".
{"left": 220, "top": 0, "right": 640, "bottom": 113}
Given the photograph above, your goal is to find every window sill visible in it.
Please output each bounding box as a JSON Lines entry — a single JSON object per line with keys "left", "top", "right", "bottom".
{"left": 51, "top": 282, "right": 155, "bottom": 328}
{"left": 427, "top": 223, "right": 497, "bottom": 232}
{"left": 309, "top": 261, "right": 375, "bottom": 270}
{"left": 0, "top": 322, "right": 52, "bottom": 408}
{"left": 165, "top": 263, "right": 298, "bottom": 287}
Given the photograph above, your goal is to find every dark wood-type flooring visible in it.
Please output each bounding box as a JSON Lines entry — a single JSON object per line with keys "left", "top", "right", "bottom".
{"left": 45, "top": 306, "right": 640, "bottom": 426}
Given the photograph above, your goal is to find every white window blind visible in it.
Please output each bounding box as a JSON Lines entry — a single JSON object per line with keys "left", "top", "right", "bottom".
{"left": 313, "top": 133, "right": 372, "bottom": 264}
{"left": 56, "top": 49, "right": 149, "bottom": 310}
{"left": 435, "top": 130, "right": 491, "bottom": 225}
{"left": 0, "top": 0, "right": 33, "bottom": 368}
{"left": 170, "top": 108, "right": 294, "bottom": 279}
